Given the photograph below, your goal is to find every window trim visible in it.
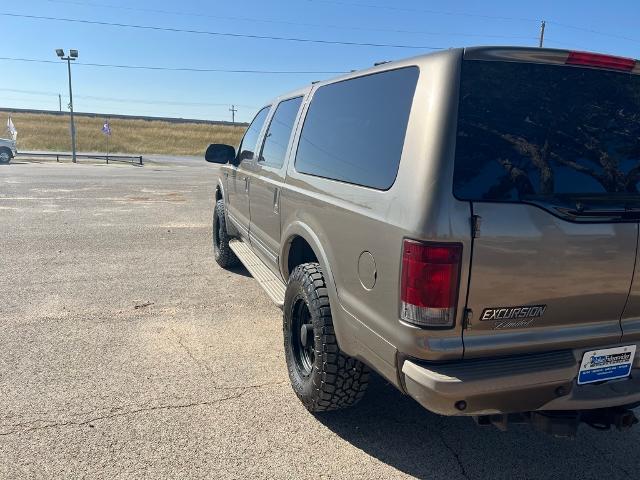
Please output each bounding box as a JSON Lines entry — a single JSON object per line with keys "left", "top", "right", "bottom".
{"left": 257, "top": 95, "right": 304, "bottom": 170}
{"left": 292, "top": 65, "right": 420, "bottom": 191}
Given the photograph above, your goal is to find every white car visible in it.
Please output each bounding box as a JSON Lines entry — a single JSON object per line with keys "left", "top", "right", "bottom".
{"left": 0, "top": 138, "right": 17, "bottom": 163}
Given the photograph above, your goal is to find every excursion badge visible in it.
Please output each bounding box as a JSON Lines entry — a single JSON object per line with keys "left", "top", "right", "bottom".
{"left": 481, "top": 305, "right": 547, "bottom": 330}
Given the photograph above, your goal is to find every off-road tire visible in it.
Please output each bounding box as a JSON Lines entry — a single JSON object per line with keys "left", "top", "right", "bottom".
{"left": 213, "top": 199, "right": 239, "bottom": 268}
{"left": 0, "top": 148, "right": 12, "bottom": 164}
{"left": 284, "top": 262, "right": 369, "bottom": 412}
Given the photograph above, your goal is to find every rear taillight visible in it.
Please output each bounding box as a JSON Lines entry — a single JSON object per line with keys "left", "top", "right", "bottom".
{"left": 566, "top": 51, "right": 636, "bottom": 72}
{"left": 400, "top": 240, "right": 462, "bottom": 328}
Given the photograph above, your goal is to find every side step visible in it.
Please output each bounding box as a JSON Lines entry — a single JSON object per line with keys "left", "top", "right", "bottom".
{"left": 229, "top": 239, "right": 286, "bottom": 307}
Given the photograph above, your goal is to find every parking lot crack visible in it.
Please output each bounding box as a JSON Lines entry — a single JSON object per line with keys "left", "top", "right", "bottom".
{"left": 435, "top": 427, "right": 468, "bottom": 479}
{"left": 0, "top": 391, "right": 247, "bottom": 437}
{"left": 170, "top": 328, "right": 218, "bottom": 378}
{"left": 168, "top": 328, "right": 287, "bottom": 392}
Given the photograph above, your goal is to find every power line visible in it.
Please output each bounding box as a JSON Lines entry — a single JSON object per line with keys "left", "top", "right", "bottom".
{"left": 305, "top": 0, "right": 540, "bottom": 22}
{"left": 0, "top": 12, "right": 444, "bottom": 50}
{"left": 0, "top": 88, "right": 259, "bottom": 108}
{"left": 33, "top": 0, "right": 537, "bottom": 40}
{"left": 0, "top": 56, "right": 346, "bottom": 75}
{"left": 546, "top": 20, "right": 640, "bottom": 44}
{"left": 17, "top": 1, "right": 640, "bottom": 51}
{"left": 308, "top": 0, "right": 640, "bottom": 46}
{"left": 0, "top": 87, "right": 59, "bottom": 96}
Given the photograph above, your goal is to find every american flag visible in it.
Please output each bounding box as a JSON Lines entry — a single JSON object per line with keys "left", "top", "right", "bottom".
{"left": 101, "top": 120, "right": 111, "bottom": 136}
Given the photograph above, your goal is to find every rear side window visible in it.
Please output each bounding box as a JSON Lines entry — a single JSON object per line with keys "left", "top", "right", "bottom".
{"left": 238, "top": 106, "right": 270, "bottom": 163}
{"left": 295, "top": 67, "right": 419, "bottom": 190}
{"left": 454, "top": 60, "right": 640, "bottom": 203}
{"left": 259, "top": 96, "right": 303, "bottom": 168}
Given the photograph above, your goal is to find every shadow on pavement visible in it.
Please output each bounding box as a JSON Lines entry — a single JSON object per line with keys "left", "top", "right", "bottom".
{"left": 227, "top": 263, "right": 252, "bottom": 278}
{"left": 315, "top": 373, "right": 638, "bottom": 480}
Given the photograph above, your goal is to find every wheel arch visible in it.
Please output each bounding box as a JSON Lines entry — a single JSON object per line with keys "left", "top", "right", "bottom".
{"left": 280, "top": 222, "right": 333, "bottom": 285}
{"left": 215, "top": 179, "right": 225, "bottom": 203}
{"left": 214, "top": 178, "right": 238, "bottom": 237}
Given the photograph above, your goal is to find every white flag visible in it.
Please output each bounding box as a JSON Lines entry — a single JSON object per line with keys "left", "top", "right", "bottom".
{"left": 6, "top": 116, "right": 17, "bottom": 141}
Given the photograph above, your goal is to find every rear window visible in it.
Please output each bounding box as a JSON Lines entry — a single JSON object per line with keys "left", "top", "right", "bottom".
{"left": 295, "top": 67, "right": 419, "bottom": 190}
{"left": 259, "top": 96, "right": 303, "bottom": 168}
{"left": 453, "top": 60, "right": 640, "bottom": 204}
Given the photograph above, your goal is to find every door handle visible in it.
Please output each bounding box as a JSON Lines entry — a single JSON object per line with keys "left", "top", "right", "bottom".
{"left": 244, "top": 176, "right": 249, "bottom": 192}
{"left": 273, "top": 188, "right": 280, "bottom": 214}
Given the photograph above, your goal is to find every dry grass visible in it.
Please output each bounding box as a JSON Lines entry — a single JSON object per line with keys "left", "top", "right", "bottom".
{"left": 6, "top": 112, "right": 246, "bottom": 156}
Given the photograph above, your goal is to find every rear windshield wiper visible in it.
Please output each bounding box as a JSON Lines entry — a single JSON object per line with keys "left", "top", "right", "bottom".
{"left": 560, "top": 207, "right": 640, "bottom": 220}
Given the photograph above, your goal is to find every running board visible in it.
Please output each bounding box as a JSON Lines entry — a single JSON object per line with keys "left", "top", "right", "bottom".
{"left": 229, "top": 239, "right": 286, "bottom": 307}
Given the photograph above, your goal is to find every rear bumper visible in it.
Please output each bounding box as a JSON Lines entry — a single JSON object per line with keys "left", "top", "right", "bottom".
{"left": 402, "top": 348, "right": 640, "bottom": 416}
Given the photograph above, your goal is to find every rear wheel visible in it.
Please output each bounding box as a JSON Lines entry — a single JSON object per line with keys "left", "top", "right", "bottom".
{"left": 0, "top": 148, "right": 12, "bottom": 164}
{"left": 284, "top": 262, "right": 369, "bottom": 412}
{"left": 213, "top": 199, "right": 239, "bottom": 268}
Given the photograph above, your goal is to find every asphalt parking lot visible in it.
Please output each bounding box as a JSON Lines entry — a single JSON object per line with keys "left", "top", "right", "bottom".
{"left": 2, "top": 158, "right": 640, "bottom": 479}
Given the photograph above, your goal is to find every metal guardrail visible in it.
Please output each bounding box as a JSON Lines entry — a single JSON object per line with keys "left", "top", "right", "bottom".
{"left": 17, "top": 152, "right": 143, "bottom": 166}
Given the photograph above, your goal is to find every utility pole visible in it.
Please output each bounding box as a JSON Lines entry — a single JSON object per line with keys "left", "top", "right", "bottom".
{"left": 229, "top": 105, "right": 237, "bottom": 125}
{"left": 539, "top": 20, "right": 546, "bottom": 48}
{"left": 56, "top": 48, "right": 78, "bottom": 163}
{"left": 58, "top": 94, "right": 62, "bottom": 112}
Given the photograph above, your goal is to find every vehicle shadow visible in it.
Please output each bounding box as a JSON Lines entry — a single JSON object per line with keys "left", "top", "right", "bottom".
{"left": 227, "top": 263, "right": 252, "bottom": 278}
{"left": 314, "top": 373, "right": 639, "bottom": 479}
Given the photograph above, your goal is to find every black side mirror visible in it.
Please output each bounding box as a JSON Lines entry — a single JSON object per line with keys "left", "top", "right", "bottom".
{"left": 205, "top": 144, "right": 236, "bottom": 164}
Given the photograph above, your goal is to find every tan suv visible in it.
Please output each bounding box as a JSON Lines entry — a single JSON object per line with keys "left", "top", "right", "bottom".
{"left": 206, "top": 46, "right": 640, "bottom": 436}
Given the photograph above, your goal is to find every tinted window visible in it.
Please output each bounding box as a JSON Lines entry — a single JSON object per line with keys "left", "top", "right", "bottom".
{"left": 295, "top": 67, "right": 419, "bottom": 190}
{"left": 238, "top": 106, "right": 270, "bottom": 162}
{"left": 454, "top": 60, "right": 640, "bottom": 206}
{"left": 259, "top": 96, "right": 303, "bottom": 168}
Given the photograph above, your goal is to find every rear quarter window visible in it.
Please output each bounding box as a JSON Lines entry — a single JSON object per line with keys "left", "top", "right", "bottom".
{"left": 294, "top": 67, "right": 419, "bottom": 190}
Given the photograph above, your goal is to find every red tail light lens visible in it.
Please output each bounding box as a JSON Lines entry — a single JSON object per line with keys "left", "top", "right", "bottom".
{"left": 400, "top": 240, "right": 462, "bottom": 328}
{"left": 566, "top": 51, "right": 636, "bottom": 72}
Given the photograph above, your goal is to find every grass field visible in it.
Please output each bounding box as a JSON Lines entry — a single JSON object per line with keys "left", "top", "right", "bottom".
{"left": 6, "top": 112, "right": 246, "bottom": 156}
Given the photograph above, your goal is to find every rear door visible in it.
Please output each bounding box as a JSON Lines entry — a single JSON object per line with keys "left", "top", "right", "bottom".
{"left": 454, "top": 55, "right": 640, "bottom": 358}
{"left": 249, "top": 95, "right": 304, "bottom": 274}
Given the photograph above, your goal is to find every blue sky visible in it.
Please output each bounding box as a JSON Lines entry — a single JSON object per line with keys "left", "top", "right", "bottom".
{"left": 2, "top": 0, "right": 639, "bottom": 122}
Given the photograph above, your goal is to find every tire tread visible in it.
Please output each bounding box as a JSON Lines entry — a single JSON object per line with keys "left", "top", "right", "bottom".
{"left": 285, "top": 262, "right": 369, "bottom": 412}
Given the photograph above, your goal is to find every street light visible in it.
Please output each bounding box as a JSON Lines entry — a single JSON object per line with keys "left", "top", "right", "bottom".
{"left": 55, "top": 48, "right": 78, "bottom": 163}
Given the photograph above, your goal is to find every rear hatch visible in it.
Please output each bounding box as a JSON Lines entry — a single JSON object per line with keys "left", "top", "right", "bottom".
{"left": 455, "top": 48, "right": 640, "bottom": 358}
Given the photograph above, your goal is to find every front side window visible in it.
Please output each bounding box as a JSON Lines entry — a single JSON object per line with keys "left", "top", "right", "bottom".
{"left": 238, "top": 106, "right": 270, "bottom": 163}
{"left": 259, "top": 96, "right": 303, "bottom": 168}
{"left": 294, "top": 67, "right": 419, "bottom": 190}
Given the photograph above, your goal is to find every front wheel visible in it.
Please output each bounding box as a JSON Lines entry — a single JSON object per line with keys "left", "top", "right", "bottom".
{"left": 0, "top": 148, "right": 12, "bottom": 164}
{"left": 284, "top": 262, "right": 369, "bottom": 412}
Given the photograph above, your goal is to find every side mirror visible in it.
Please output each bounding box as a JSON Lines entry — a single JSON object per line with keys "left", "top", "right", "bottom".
{"left": 205, "top": 144, "right": 236, "bottom": 164}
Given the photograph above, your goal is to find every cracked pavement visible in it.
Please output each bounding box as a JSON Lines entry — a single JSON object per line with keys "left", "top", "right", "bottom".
{"left": 2, "top": 158, "right": 640, "bottom": 479}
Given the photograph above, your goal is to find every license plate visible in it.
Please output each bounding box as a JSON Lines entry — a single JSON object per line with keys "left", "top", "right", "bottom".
{"left": 578, "top": 345, "right": 636, "bottom": 385}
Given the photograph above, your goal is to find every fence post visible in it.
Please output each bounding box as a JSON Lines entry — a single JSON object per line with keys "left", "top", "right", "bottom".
{"left": 139, "top": 156, "right": 143, "bottom": 166}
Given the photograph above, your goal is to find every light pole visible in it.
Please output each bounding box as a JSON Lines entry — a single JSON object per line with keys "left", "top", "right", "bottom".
{"left": 56, "top": 48, "right": 78, "bottom": 163}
